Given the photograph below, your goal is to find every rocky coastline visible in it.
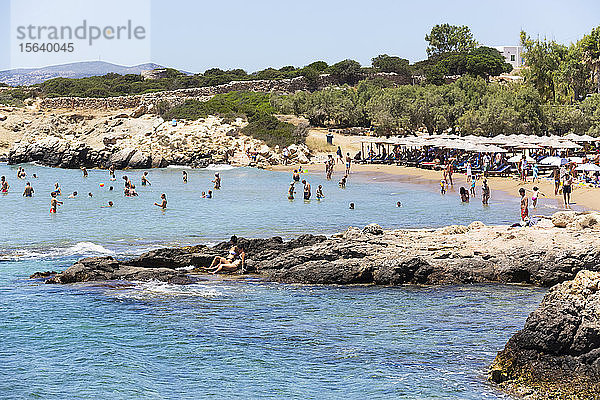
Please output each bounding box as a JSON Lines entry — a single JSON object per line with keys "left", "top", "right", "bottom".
{"left": 2, "top": 109, "right": 312, "bottom": 169}
{"left": 33, "top": 211, "right": 600, "bottom": 287}
{"left": 489, "top": 270, "right": 600, "bottom": 399}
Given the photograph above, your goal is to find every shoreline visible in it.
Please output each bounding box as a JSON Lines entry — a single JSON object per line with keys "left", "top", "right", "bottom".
{"left": 268, "top": 162, "right": 598, "bottom": 212}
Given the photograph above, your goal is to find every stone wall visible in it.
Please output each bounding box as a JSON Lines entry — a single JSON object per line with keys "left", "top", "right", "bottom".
{"left": 38, "top": 73, "right": 411, "bottom": 111}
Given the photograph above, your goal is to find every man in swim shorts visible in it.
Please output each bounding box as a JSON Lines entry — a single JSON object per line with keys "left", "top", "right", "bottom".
{"left": 1, "top": 176, "right": 10, "bottom": 193}
{"left": 302, "top": 179, "right": 311, "bottom": 200}
{"left": 154, "top": 193, "right": 167, "bottom": 209}
{"left": 50, "top": 192, "right": 63, "bottom": 213}
{"left": 23, "top": 182, "right": 34, "bottom": 197}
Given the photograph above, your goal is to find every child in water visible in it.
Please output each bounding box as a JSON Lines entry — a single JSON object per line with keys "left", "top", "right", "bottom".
{"left": 470, "top": 176, "right": 476, "bottom": 197}
{"left": 531, "top": 186, "right": 545, "bottom": 208}
{"left": 440, "top": 179, "right": 446, "bottom": 194}
{"left": 316, "top": 185, "right": 324, "bottom": 199}
{"left": 201, "top": 192, "right": 206, "bottom": 198}
{"left": 182, "top": 171, "right": 188, "bottom": 183}
{"left": 339, "top": 174, "right": 347, "bottom": 188}
{"left": 288, "top": 182, "right": 295, "bottom": 200}
{"left": 349, "top": 202, "right": 355, "bottom": 209}
{"left": 50, "top": 192, "right": 63, "bottom": 213}
{"left": 207, "top": 190, "right": 212, "bottom": 199}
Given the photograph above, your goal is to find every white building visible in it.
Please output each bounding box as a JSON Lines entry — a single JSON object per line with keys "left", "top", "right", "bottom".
{"left": 494, "top": 46, "right": 524, "bottom": 70}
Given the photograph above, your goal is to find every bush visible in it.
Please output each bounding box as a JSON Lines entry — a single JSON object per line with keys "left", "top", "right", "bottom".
{"left": 242, "top": 114, "right": 307, "bottom": 148}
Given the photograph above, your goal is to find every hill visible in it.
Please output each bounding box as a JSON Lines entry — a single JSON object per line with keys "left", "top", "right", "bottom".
{"left": 0, "top": 61, "right": 164, "bottom": 86}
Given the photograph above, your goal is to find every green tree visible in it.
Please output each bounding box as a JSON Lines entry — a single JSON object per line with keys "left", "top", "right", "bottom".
{"left": 579, "top": 26, "right": 600, "bottom": 94}
{"left": 371, "top": 54, "right": 411, "bottom": 76}
{"left": 327, "top": 59, "right": 363, "bottom": 85}
{"left": 425, "top": 24, "right": 477, "bottom": 57}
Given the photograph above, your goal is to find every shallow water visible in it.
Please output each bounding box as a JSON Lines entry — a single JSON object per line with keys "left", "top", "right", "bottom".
{"left": 0, "top": 164, "right": 547, "bottom": 399}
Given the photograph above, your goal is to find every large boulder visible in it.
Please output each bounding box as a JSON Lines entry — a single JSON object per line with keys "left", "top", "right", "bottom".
{"left": 108, "top": 147, "right": 137, "bottom": 169}
{"left": 490, "top": 270, "right": 600, "bottom": 399}
{"left": 552, "top": 211, "right": 577, "bottom": 228}
{"left": 127, "top": 150, "right": 151, "bottom": 169}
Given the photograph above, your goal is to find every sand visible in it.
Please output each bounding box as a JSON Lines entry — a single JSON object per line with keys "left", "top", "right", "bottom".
{"left": 269, "top": 161, "right": 600, "bottom": 212}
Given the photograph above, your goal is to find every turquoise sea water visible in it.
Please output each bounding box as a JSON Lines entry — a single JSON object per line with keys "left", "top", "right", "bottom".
{"left": 0, "top": 164, "right": 547, "bottom": 399}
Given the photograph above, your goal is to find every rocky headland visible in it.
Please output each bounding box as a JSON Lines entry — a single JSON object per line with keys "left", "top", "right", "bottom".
{"left": 1, "top": 107, "right": 312, "bottom": 168}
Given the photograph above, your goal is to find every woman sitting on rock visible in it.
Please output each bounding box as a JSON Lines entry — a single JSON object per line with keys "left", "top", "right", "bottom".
{"left": 204, "top": 235, "right": 245, "bottom": 274}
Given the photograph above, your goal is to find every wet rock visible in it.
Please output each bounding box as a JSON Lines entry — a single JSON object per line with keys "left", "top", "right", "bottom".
{"left": 108, "top": 147, "right": 137, "bottom": 169}
{"left": 552, "top": 211, "right": 577, "bottom": 228}
{"left": 127, "top": 150, "right": 151, "bottom": 169}
{"left": 362, "top": 223, "right": 384, "bottom": 235}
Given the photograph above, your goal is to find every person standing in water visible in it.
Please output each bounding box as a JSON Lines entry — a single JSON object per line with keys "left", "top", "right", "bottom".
{"left": 50, "top": 192, "right": 63, "bottom": 213}
{"left": 316, "top": 185, "right": 324, "bottom": 199}
{"left": 81, "top": 167, "right": 88, "bottom": 178}
{"left": 292, "top": 169, "right": 300, "bottom": 182}
{"left": 345, "top": 153, "right": 352, "bottom": 175}
{"left": 481, "top": 179, "right": 490, "bottom": 205}
{"left": 154, "top": 193, "right": 167, "bottom": 209}
{"left": 109, "top": 165, "right": 116, "bottom": 180}
{"left": 302, "top": 179, "right": 311, "bottom": 200}
{"left": 287, "top": 182, "right": 296, "bottom": 200}
{"left": 1, "top": 176, "right": 9, "bottom": 193}
{"left": 141, "top": 171, "right": 151, "bottom": 186}
{"left": 519, "top": 188, "right": 528, "bottom": 224}
{"left": 182, "top": 170, "right": 188, "bottom": 183}
{"left": 23, "top": 182, "right": 34, "bottom": 197}
{"left": 212, "top": 173, "right": 221, "bottom": 189}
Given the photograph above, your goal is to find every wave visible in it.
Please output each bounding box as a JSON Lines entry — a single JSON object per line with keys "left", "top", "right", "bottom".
{"left": 204, "top": 164, "right": 237, "bottom": 171}
{"left": 166, "top": 165, "right": 193, "bottom": 169}
{"left": 110, "top": 280, "right": 223, "bottom": 299}
{"left": 1, "top": 241, "right": 115, "bottom": 261}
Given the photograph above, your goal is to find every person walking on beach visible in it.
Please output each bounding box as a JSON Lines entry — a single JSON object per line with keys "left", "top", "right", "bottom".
{"left": 553, "top": 168, "right": 561, "bottom": 195}
{"left": 562, "top": 174, "right": 572, "bottom": 208}
{"left": 482, "top": 179, "right": 490, "bottom": 205}
{"left": 23, "top": 182, "right": 34, "bottom": 197}
{"left": 336, "top": 146, "right": 343, "bottom": 164}
{"left": 302, "top": 179, "right": 311, "bottom": 200}
{"left": 466, "top": 161, "right": 472, "bottom": 183}
{"left": 282, "top": 147, "right": 289, "bottom": 165}
{"left": 212, "top": 173, "right": 221, "bottom": 189}
{"left": 154, "top": 193, "right": 167, "bottom": 209}
{"left": 345, "top": 153, "right": 352, "bottom": 175}
{"left": 1, "top": 176, "right": 9, "bottom": 193}
{"left": 532, "top": 164, "right": 539, "bottom": 183}
{"left": 446, "top": 162, "right": 454, "bottom": 186}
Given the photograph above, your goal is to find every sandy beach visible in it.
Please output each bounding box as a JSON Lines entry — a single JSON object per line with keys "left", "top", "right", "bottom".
{"left": 269, "top": 161, "right": 600, "bottom": 212}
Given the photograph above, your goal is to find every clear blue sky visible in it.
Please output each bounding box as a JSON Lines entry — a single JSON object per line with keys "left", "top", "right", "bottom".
{"left": 1, "top": 0, "right": 599, "bottom": 73}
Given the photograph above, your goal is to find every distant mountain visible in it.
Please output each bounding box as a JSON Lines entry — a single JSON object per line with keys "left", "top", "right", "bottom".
{"left": 0, "top": 61, "right": 166, "bottom": 86}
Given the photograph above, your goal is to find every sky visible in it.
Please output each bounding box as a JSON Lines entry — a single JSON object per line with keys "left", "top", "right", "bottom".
{"left": 0, "top": 0, "right": 599, "bottom": 73}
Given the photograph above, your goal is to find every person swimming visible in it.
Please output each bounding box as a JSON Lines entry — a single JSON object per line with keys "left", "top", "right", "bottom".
{"left": 50, "top": 192, "right": 63, "bottom": 213}
{"left": 212, "top": 173, "right": 221, "bottom": 189}
{"left": 316, "top": 185, "right": 324, "bottom": 199}
{"left": 23, "top": 182, "right": 34, "bottom": 197}
{"left": 109, "top": 186, "right": 114, "bottom": 191}
{"left": 207, "top": 190, "right": 213, "bottom": 199}
{"left": 201, "top": 191, "right": 206, "bottom": 198}
{"left": 338, "top": 174, "right": 347, "bottom": 188}
{"left": 88, "top": 192, "right": 93, "bottom": 197}
{"left": 154, "top": 193, "right": 167, "bottom": 209}
{"left": 51, "top": 182, "right": 61, "bottom": 196}
{"left": 396, "top": 201, "right": 402, "bottom": 207}
{"left": 68, "top": 191, "right": 78, "bottom": 198}
{"left": 349, "top": 202, "right": 355, "bottom": 209}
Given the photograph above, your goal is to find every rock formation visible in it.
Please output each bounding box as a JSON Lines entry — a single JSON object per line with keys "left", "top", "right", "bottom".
{"left": 490, "top": 270, "right": 600, "bottom": 399}
{"left": 33, "top": 213, "right": 600, "bottom": 287}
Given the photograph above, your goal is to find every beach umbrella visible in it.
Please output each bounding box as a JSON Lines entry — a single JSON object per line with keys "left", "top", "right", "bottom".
{"left": 575, "top": 163, "right": 600, "bottom": 172}
{"left": 569, "top": 156, "right": 585, "bottom": 164}
{"left": 564, "top": 133, "right": 584, "bottom": 142}
{"left": 540, "top": 156, "right": 569, "bottom": 166}
{"left": 507, "top": 154, "right": 535, "bottom": 163}
{"left": 579, "top": 134, "right": 599, "bottom": 142}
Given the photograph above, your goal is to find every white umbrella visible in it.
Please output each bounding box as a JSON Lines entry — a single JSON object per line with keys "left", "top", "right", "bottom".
{"left": 507, "top": 154, "right": 535, "bottom": 163}
{"left": 575, "top": 163, "right": 600, "bottom": 172}
{"left": 540, "top": 156, "right": 569, "bottom": 166}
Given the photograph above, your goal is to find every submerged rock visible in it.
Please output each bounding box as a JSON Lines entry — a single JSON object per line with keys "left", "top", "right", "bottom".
{"left": 490, "top": 270, "right": 600, "bottom": 399}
